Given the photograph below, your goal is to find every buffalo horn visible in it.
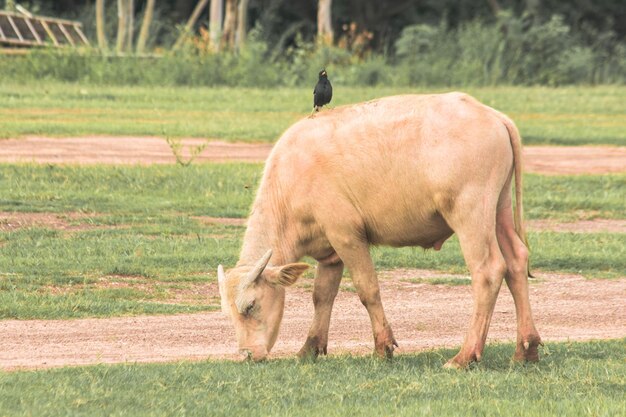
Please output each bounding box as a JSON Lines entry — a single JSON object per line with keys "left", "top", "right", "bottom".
{"left": 242, "top": 249, "right": 273, "bottom": 288}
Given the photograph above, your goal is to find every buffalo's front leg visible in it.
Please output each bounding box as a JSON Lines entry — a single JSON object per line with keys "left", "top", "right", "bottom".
{"left": 332, "top": 238, "right": 397, "bottom": 359}
{"left": 298, "top": 261, "right": 344, "bottom": 358}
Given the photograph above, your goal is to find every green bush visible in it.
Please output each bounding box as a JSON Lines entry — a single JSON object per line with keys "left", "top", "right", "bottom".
{"left": 394, "top": 12, "right": 626, "bottom": 86}
{"left": 0, "top": 12, "right": 623, "bottom": 87}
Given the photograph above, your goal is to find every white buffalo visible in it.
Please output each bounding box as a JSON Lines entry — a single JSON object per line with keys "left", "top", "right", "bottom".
{"left": 218, "top": 93, "right": 542, "bottom": 368}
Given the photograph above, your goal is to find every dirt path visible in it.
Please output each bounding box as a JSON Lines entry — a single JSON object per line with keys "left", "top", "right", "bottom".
{"left": 1, "top": 272, "right": 624, "bottom": 371}
{"left": 0, "top": 136, "right": 625, "bottom": 175}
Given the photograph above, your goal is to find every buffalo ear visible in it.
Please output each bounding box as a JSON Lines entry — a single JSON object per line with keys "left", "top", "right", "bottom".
{"left": 266, "top": 263, "right": 309, "bottom": 287}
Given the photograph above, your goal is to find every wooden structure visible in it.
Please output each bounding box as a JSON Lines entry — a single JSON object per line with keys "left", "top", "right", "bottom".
{"left": 0, "top": 10, "right": 89, "bottom": 48}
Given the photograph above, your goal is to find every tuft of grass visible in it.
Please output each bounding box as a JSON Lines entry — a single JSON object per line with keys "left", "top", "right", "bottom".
{"left": 165, "top": 136, "right": 209, "bottom": 167}
{"left": 0, "top": 339, "right": 624, "bottom": 417}
{"left": 402, "top": 277, "right": 471, "bottom": 286}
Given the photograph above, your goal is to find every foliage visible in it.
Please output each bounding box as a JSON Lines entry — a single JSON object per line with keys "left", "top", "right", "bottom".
{"left": 1, "top": 340, "right": 625, "bottom": 416}
{"left": 394, "top": 12, "right": 626, "bottom": 86}
{"left": 0, "top": 11, "right": 623, "bottom": 87}
{"left": 165, "top": 137, "right": 209, "bottom": 167}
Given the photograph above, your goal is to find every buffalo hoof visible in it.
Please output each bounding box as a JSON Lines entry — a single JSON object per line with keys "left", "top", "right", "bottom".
{"left": 513, "top": 335, "right": 543, "bottom": 362}
{"left": 297, "top": 336, "right": 327, "bottom": 360}
{"left": 443, "top": 359, "right": 464, "bottom": 370}
{"left": 374, "top": 326, "right": 398, "bottom": 359}
{"left": 238, "top": 347, "right": 268, "bottom": 362}
{"left": 444, "top": 350, "right": 480, "bottom": 369}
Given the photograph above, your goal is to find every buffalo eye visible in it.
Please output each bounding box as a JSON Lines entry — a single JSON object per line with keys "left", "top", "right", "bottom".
{"left": 244, "top": 300, "right": 256, "bottom": 316}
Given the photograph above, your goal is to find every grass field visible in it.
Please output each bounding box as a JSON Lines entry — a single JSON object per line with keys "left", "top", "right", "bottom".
{"left": 0, "top": 83, "right": 624, "bottom": 145}
{"left": 0, "top": 83, "right": 624, "bottom": 415}
{"left": 1, "top": 165, "right": 624, "bottom": 219}
{"left": 1, "top": 164, "right": 624, "bottom": 319}
{"left": 1, "top": 339, "right": 624, "bottom": 417}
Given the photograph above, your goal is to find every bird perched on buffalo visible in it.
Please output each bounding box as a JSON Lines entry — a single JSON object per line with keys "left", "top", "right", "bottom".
{"left": 313, "top": 69, "right": 332, "bottom": 113}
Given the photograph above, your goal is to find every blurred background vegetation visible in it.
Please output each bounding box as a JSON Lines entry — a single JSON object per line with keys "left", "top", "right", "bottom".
{"left": 0, "top": 0, "right": 624, "bottom": 86}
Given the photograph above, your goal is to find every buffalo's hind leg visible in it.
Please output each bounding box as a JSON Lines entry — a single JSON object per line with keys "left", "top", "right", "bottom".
{"left": 496, "top": 199, "right": 542, "bottom": 362}
{"left": 298, "top": 261, "right": 344, "bottom": 359}
{"left": 444, "top": 196, "right": 508, "bottom": 369}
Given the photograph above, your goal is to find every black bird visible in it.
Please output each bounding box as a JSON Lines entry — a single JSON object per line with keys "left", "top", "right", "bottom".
{"left": 313, "top": 69, "right": 332, "bottom": 113}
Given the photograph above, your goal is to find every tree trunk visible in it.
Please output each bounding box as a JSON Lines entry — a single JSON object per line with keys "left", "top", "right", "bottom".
{"left": 116, "top": 0, "right": 128, "bottom": 53}
{"left": 317, "top": 0, "right": 333, "bottom": 45}
{"left": 96, "top": 0, "right": 108, "bottom": 49}
{"left": 235, "top": 0, "right": 248, "bottom": 50}
{"left": 136, "top": 0, "right": 155, "bottom": 53}
{"left": 209, "top": 0, "right": 224, "bottom": 51}
{"left": 487, "top": 0, "right": 501, "bottom": 16}
{"left": 172, "top": 0, "right": 210, "bottom": 50}
{"left": 221, "top": 0, "right": 237, "bottom": 50}
{"left": 525, "top": 0, "right": 540, "bottom": 21}
{"left": 126, "top": 0, "right": 134, "bottom": 51}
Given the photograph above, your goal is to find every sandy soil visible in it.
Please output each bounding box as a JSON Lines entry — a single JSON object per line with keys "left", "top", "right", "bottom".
{"left": 0, "top": 136, "right": 625, "bottom": 175}
{"left": 1, "top": 271, "right": 624, "bottom": 371}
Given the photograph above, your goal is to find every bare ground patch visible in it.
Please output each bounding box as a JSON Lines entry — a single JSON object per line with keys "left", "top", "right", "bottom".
{"left": 0, "top": 136, "right": 624, "bottom": 175}
{"left": 0, "top": 211, "right": 100, "bottom": 232}
{"left": 192, "top": 216, "right": 247, "bottom": 226}
{"left": 1, "top": 270, "right": 624, "bottom": 371}
{"left": 527, "top": 218, "right": 626, "bottom": 233}
{"left": 40, "top": 275, "right": 219, "bottom": 307}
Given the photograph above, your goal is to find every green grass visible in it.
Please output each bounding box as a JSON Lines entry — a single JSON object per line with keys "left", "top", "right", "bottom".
{"left": 1, "top": 221, "right": 623, "bottom": 319}
{"left": 372, "top": 232, "right": 626, "bottom": 278}
{"left": 1, "top": 165, "right": 624, "bottom": 220}
{"left": 0, "top": 222, "right": 241, "bottom": 319}
{"left": 0, "top": 163, "right": 623, "bottom": 319}
{"left": 402, "top": 277, "right": 471, "bottom": 286}
{"left": 0, "top": 164, "right": 261, "bottom": 218}
{"left": 0, "top": 339, "right": 624, "bottom": 417}
{"left": 525, "top": 174, "right": 626, "bottom": 220}
{"left": 0, "top": 83, "right": 624, "bottom": 145}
